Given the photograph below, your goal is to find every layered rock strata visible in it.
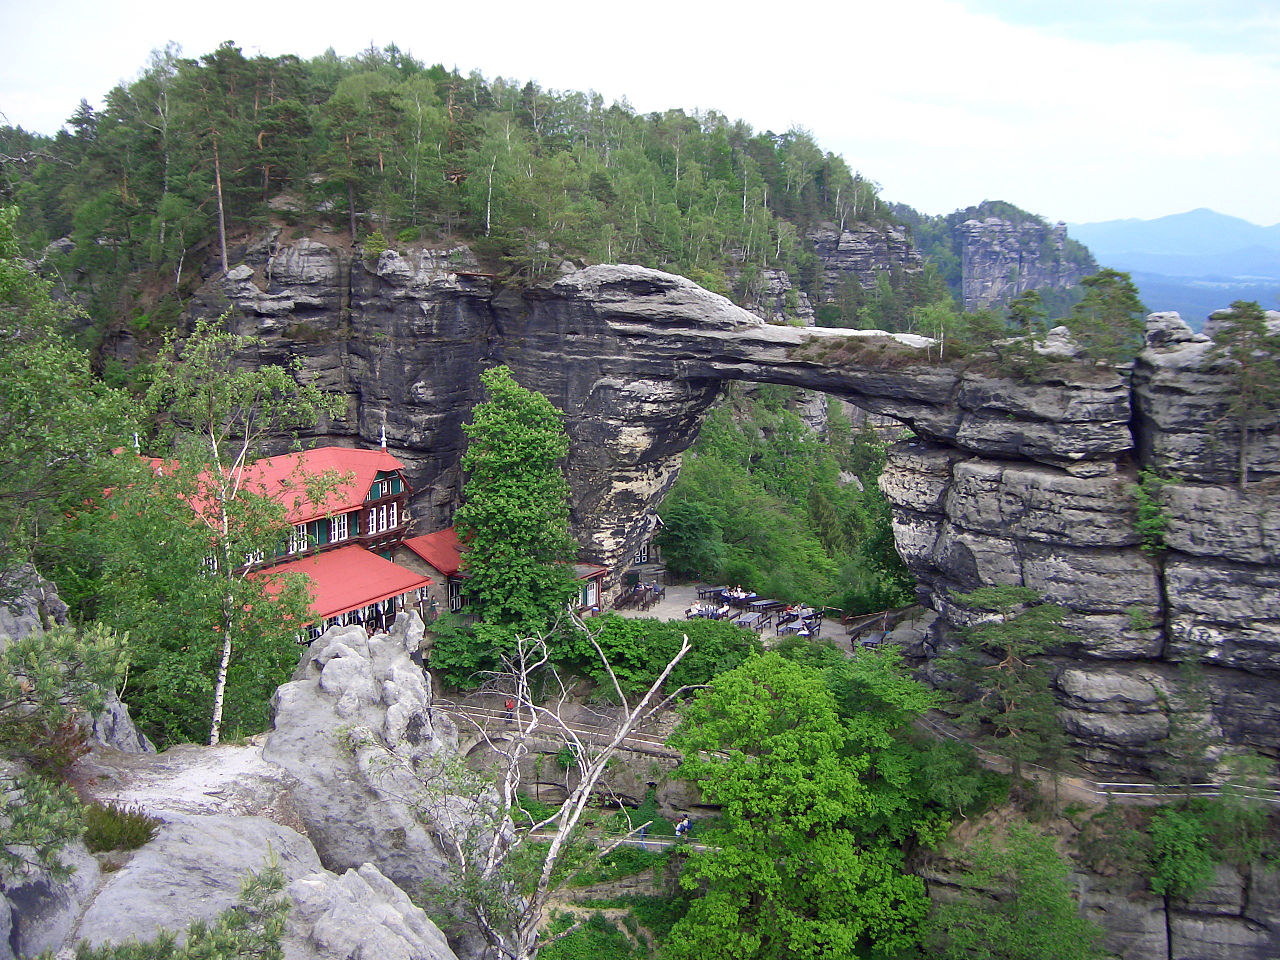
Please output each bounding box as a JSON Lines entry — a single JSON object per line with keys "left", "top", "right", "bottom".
{"left": 195, "top": 239, "right": 1278, "bottom": 773}
{"left": 958, "top": 216, "right": 1095, "bottom": 309}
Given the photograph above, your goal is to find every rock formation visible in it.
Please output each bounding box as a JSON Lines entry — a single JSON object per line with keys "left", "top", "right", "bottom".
{"left": 921, "top": 821, "right": 1280, "bottom": 960}
{"left": 263, "top": 615, "right": 461, "bottom": 893}
{"left": 9, "top": 613, "right": 462, "bottom": 960}
{"left": 189, "top": 235, "right": 1278, "bottom": 774}
{"left": 807, "top": 222, "right": 922, "bottom": 300}
{"left": 958, "top": 216, "right": 1096, "bottom": 310}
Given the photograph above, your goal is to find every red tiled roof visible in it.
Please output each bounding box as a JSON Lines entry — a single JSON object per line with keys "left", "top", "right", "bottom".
{"left": 259, "top": 544, "right": 431, "bottom": 621}
{"left": 401, "top": 527, "right": 465, "bottom": 576}
{"left": 402, "top": 527, "right": 605, "bottom": 583}
{"left": 148, "top": 446, "right": 407, "bottom": 526}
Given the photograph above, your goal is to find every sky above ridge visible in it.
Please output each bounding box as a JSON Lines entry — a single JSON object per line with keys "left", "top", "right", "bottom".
{"left": 3, "top": 0, "right": 1278, "bottom": 226}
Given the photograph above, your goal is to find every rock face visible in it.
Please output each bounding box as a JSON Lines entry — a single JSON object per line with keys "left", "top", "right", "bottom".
{"left": 13, "top": 816, "right": 459, "bottom": 960}
{"left": 192, "top": 237, "right": 1278, "bottom": 774}
{"left": 263, "top": 615, "right": 460, "bottom": 892}
{"left": 958, "top": 216, "right": 1095, "bottom": 310}
{"left": 924, "top": 832, "right": 1280, "bottom": 960}
{"left": 10, "top": 613, "right": 461, "bottom": 960}
{"left": 807, "top": 222, "right": 922, "bottom": 301}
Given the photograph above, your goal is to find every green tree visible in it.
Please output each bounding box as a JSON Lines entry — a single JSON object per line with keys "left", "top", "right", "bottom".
{"left": 666, "top": 653, "right": 929, "bottom": 960}
{"left": 1065, "top": 268, "right": 1147, "bottom": 363}
{"left": 454, "top": 365, "right": 580, "bottom": 630}
{"left": 98, "top": 317, "right": 345, "bottom": 746}
{"left": 939, "top": 587, "right": 1071, "bottom": 790}
{"left": 0, "top": 623, "right": 127, "bottom": 882}
{"left": 1207, "top": 300, "right": 1280, "bottom": 489}
{"left": 924, "top": 823, "right": 1104, "bottom": 960}
{"left": 1148, "top": 807, "right": 1214, "bottom": 899}
{"left": 0, "top": 205, "right": 135, "bottom": 598}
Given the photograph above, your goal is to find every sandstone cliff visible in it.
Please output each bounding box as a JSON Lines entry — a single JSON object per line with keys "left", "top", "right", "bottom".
{"left": 189, "top": 236, "right": 1277, "bottom": 776}
{"left": 958, "top": 216, "right": 1096, "bottom": 309}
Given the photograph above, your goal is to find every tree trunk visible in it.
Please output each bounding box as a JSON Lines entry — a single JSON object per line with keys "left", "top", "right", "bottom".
{"left": 348, "top": 180, "right": 357, "bottom": 240}
{"left": 212, "top": 136, "right": 229, "bottom": 275}
{"left": 209, "top": 609, "right": 233, "bottom": 746}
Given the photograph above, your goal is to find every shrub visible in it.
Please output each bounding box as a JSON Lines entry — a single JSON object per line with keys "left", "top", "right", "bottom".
{"left": 361, "top": 230, "right": 388, "bottom": 261}
{"left": 1149, "top": 806, "right": 1214, "bottom": 898}
{"left": 83, "top": 800, "right": 161, "bottom": 853}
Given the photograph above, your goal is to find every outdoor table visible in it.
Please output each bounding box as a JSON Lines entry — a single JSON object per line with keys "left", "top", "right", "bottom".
{"left": 778, "top": 621, "right": 806, "bottom": 635}
{"left": 736, "top": 612, "right": 762, "bottom": 630}
{"left": 749, "top": 599, "right": 781, "bottom": 612}
{"left": 698, "top": 585, "right": 728, "bottom": 600}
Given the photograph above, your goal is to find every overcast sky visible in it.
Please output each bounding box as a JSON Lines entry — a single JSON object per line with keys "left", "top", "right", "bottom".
{"left": 4, "top": 0, "right": 1278, "bottom": 226}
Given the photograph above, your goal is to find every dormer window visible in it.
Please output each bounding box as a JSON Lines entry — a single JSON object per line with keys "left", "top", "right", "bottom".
{"left": 289, "top": 523, "right": 308, "bottom": 554}
{"left": 366, "top": 471, "right": 403, "bottom": 501}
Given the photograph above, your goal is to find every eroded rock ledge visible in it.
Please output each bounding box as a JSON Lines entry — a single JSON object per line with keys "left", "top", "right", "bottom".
{"left": 199, "top": 241, "right": 1278, "bottom": 774}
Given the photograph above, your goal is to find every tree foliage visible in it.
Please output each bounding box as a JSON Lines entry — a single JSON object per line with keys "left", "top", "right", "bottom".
{"left": 1065, "top": 268, "right": 1147, "bottom": 363}
{"left": 454, "top": 365, "right": 579, "bottom": 631}
{"left": 0, "top": 205, "right": 136, "bottom": 599}
{"left": 0, "top": 622, "right": 128, "bottom": 882}
{"left": 938, "top": 587, "right": 1071, "bottom": 787}
{"left": 924, "top": 823, "right": 1104, "bottom": 960}
{"left": 48, "top": 317, "right": 346, "bottom": 746}
{"left": 1207, "top": 300, "right": 1280, "bottom": 489}
{"left": 658, "top": 391, "right": 913, "bottom": 612}
{"left": 2, "top": 43, "right": 909, "bottom": 333}
{"left": 666, "top": 653, "right": 930, "bottom": 959}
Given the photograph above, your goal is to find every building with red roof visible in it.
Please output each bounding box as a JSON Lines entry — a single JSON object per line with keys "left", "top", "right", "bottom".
{"left": 180, "top": 445, "right": 435, "bottom": 636}
{"left": 397, "top": 526, "right": 606, "bottom": 616}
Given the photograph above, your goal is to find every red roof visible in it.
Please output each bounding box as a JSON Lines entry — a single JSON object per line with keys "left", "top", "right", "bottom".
{"left": 402, "top": 527, "right": 605, "bottom": 583}
{"left": 402, "top": 528, "right": 464, "bottom": 576}
{"left": 149, "top": 446, "right": 407, "bottom": 526}
{"left": 260, "top": 544, "right": 431, "bottom": 621}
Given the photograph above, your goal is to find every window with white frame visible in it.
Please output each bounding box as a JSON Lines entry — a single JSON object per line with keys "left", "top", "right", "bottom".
{"left": 388, "top": 501, "right": 398, "bottom": 528}
{"left": 289, "top": 523, "right": 308, "bottom": 554}
{"left": 330, "top": 513, "right": 348, "bottom": 542}
{"left": 243, "top": 548, "right": 265, "bottom": 565}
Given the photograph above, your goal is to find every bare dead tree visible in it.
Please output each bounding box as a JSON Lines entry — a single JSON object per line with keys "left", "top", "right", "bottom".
{"left": 356, "top": 612, "right": 691, "bottom": 960}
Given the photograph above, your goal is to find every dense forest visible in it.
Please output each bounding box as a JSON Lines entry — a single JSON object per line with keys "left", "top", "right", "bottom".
{"left": 658, "top": 386, "right": 914, "bottom": 614}
{"left": 0, "top": 41, "right": 911, "bottom": 336}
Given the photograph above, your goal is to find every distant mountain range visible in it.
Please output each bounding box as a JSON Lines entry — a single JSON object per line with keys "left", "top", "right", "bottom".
{"left": 1068, "top": 209, "right": 1280, "bottom": 328}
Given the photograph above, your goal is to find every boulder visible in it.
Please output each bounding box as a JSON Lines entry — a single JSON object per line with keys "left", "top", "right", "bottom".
{"left": 15, "top": 815, "right": 458, "bottom": 960}
{"left": 263, "top": 615, "right": 460, "bottom": 893}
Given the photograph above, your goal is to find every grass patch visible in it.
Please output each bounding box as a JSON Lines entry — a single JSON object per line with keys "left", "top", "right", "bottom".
{"left": 570, "top": 845, "right": 671, "bottom": 887}
{"left": 538, "top": 912, "right": 645, "bottom": 960}
{"left": 83, "top": 800, "right": 160, "bottom": 853}
{"left": 572, "top": 894, "right": 691, "bottom": 946}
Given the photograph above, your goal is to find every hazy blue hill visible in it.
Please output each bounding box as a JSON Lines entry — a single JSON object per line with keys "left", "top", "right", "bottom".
{"left": 1067, "top": 209, "right": 1280, "bottom": 328}
{"left": 1069, "top": 208, "right": 1280, "bottom": 263}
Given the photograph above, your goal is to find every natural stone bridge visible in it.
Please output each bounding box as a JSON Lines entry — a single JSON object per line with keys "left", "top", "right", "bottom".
{"left": 206, "top": 241, "right": 1279, "bottom": 774}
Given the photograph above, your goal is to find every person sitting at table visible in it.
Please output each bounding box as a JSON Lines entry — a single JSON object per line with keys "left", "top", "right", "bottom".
{"left": 715, "top": 603, "right": 732, "bottom": 620}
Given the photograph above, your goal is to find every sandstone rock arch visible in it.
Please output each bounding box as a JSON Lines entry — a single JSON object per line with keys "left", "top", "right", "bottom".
{"left": 209, "top": 244, "right": 1279, "bottom": 774}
